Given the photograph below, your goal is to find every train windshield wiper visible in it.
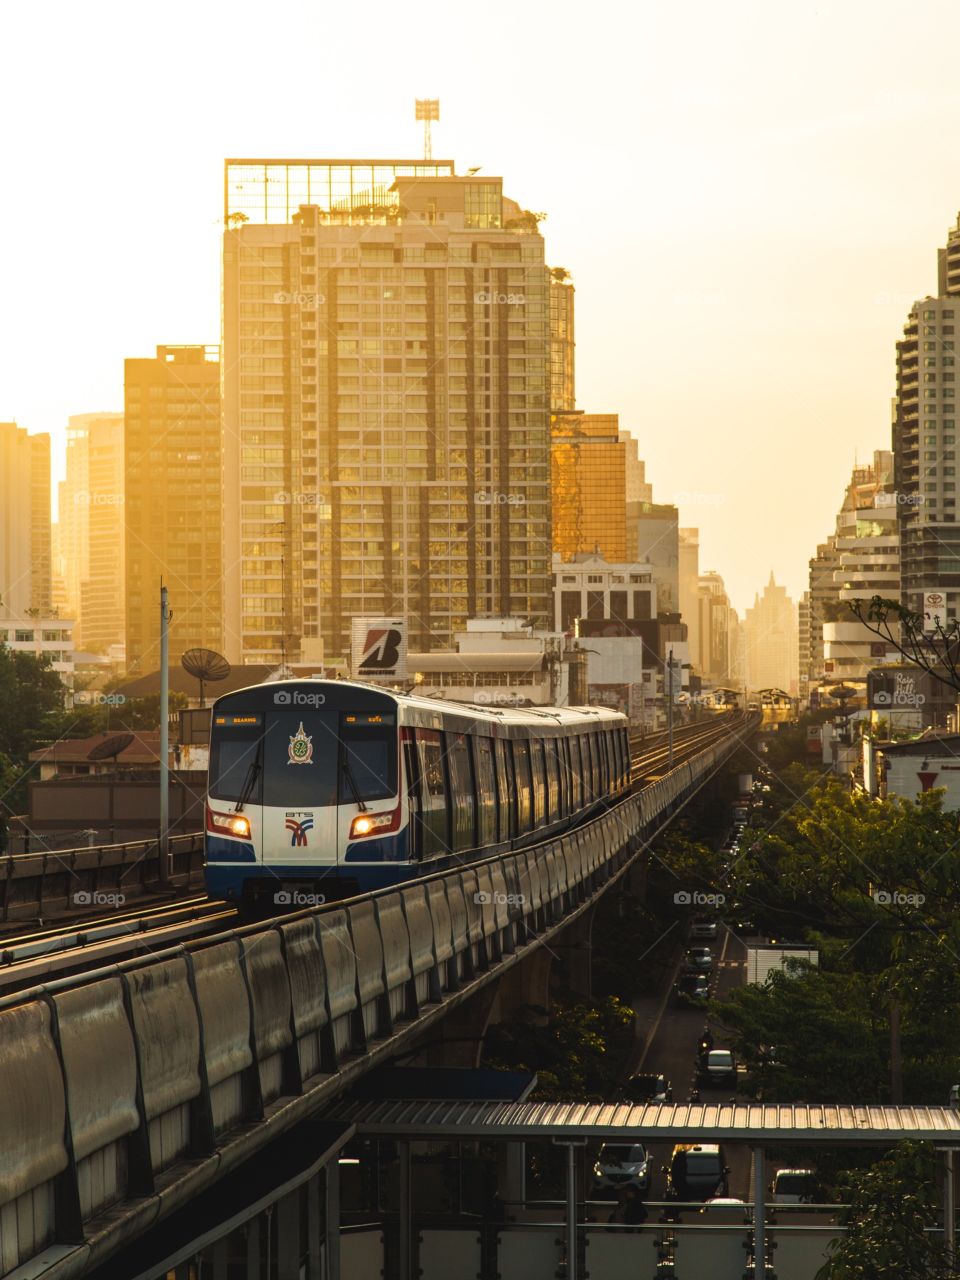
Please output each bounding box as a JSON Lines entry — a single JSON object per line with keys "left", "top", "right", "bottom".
{"left": 233, "top": 750, "right": 262, "bottom": 813}
{"left": 340, "top": 753, "right": 369, "bottom": 812}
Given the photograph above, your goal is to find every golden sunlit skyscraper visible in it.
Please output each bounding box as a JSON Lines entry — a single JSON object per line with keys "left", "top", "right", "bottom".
{"left": 221, "top": 159, "right": 552, "bottom": 664}
{"left": 551, "top": 411, "right": 628, "bottom": 562}
{"left": 59, "top": 412, "right": 125, "bottom": 652}
{"left": 0, "top": 423, "right": 51, "bottom": 618}
{"left": 123, "top": 346, "right": 222, "bottom": 671}
{"left": 549, "top": 267, "right": 575, "bottom": 413}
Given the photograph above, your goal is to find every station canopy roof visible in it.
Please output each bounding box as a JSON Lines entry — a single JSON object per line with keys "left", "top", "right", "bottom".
{"left": 331, "top": 1099, "right": 960, "bottom": 1147}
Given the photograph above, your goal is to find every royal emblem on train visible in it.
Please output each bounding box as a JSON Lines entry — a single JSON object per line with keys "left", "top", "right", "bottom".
{"left": 287, "top": 721, "right": 314, "bottom": 765}
{"left": 285, "top": 813, "right": 315, "bottom": 846}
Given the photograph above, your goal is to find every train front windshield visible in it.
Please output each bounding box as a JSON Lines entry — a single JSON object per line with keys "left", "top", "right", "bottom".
{"left": 209, "top": 708, "right": 397, "bottom": 808}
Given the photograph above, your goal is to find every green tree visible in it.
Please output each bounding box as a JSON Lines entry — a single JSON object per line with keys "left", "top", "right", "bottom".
{"left": 484, "top": 997, "right": 634, "bottom": 1101}
{"left": 817, "top": 1141, "right": 958, "bottom": 1279}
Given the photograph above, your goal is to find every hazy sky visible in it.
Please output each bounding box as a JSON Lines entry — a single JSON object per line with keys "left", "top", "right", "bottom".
{"left": 2, "top": 0, "right": 960, "bottom": 613}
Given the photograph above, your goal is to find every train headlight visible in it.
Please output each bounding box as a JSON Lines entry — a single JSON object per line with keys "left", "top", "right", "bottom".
{"left": 349, "top": 809, "right": 399, "bottom": 839}
{"left": 206, "top": 807, "right": 252, "bottom": 839}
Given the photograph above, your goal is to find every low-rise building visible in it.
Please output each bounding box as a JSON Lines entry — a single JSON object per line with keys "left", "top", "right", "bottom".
{"left": 410, "top": 617, "right": 580, "bottom": 708}
{"left": 868, "top": 733, "right": 960, "bottom": 808}
{"left": 553, "top": 552, "right": 656, "bottom": 632}
{"left": 0, "top": 616, "right": 75, "bottom": 694}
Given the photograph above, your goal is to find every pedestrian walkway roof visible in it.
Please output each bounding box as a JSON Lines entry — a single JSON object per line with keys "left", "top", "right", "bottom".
{"left": 333, "top": 1099, "right": 960, "bottom": 1146}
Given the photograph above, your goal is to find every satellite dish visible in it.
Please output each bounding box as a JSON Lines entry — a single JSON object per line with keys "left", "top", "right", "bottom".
{"left": 181, "top": 648, "right": 231, "bottom": 707}
{"left": 87, "top": 732, "right": 136, "bottom": 762}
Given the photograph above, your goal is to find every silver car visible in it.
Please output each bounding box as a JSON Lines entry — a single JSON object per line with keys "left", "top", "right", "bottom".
{"left": 593, "top": 1142, "right": 651, "bottom": 1195}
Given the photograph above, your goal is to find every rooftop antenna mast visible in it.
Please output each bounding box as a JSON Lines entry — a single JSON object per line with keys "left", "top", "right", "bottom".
{"left": 415, "top": 98, "right": 440, "bottom": 160}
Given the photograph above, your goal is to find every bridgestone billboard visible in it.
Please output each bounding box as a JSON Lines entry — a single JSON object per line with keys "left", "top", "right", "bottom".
{"left": 350, "top": 618, "right": 407, "bottom": 682}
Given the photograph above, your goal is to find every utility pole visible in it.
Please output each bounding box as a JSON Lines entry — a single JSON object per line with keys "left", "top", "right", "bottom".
{"left": 158, "top": 584, "right": 170, "bottom": 885}
{"left": 667, "top": 647, "right": 675, "bottom": 767}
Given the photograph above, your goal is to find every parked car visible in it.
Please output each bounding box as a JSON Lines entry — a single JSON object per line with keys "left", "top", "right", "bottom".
{"left": 592, "top": 1142, "right": 651, "bottom": 1196}
{"left": 683, "top": 946, "right": 714, "bottom": 973}
{"left": 697, "top": 1048, "right": 737, "bottom": 1086}
{"left": 674, "top": 972, "right": 711, "bottom": 1006}
{"left": 665, "top": 1143, "right": 729, "bottom": 1201}
{"left": 771, "top": 1168, "right": 818, "bottom": 1205}
{"left": 690, "top": 917, "right": 718, "bottom": 940}
{"left": 623, "top": 1071, "right": 673, "bottom": 1104}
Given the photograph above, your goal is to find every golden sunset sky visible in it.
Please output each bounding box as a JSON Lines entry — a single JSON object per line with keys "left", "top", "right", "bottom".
{"left": 2, "top": 0, "right": 960, "bottom": 610}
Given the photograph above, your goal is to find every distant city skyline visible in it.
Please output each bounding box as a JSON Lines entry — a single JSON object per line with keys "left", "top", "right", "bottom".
{"left": 4, "top": 1, "right": 960, "bottom": 611}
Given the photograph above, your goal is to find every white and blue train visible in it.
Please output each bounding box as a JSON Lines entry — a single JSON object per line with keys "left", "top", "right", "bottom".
{"left": 204, "top": 679, "right": 631, "bottom": 908}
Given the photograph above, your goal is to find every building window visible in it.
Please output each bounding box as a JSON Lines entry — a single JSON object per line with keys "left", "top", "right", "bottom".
{"left": 14, "top": 630, "right": 33, "bottom": 642}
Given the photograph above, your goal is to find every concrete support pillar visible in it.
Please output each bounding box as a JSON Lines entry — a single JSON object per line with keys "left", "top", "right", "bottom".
{"left": 414, "top": 981, "right": 502, "bottom": 1066}
{"left": 945, "top": 1148, "right": 957, "bottom": 1265}
{"left": 398, "top": 1141, "right": 412, "bottom": 1280}
{"left": 492, "top": 947, "right": 553, "bottom": 1025}
{"left": 552, "top": 904, "right": 598, "bottom": 1001}
{"left": 307, "top": 1171, "right": 322, "bottom": 1280}
{"left": 278, "top": 1187, "right": 300, "bottom": 1280}
{"left": 495, "top": 1141, "right": 526, "bottom": 1216}
{"left": 246, "top": 1216, "right": 262, "bottom": 1280}
{"left": 326, "top": 1159, "right": 341, "bottom": 1280}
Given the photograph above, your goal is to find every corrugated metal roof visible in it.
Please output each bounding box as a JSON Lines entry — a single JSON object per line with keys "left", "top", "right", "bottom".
{"left": 331, "top": 1099, "right": 960, "bottom": 1144}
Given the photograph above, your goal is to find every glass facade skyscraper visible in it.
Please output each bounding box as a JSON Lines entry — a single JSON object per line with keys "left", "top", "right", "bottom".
{"left": 222, "top": 159, "right": 552, "bottom": 664}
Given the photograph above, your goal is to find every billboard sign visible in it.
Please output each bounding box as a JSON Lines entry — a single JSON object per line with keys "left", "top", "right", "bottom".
{"left": 868, "top": 668, "right": 927, "bottom": 710}
{"left": 923, "top": 591, "right": 951, "bottom": 634}
{"left": 351, "top": 618, "right": 407, "bottom": 682}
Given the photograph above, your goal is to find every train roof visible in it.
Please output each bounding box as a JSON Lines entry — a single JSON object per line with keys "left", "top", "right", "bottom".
{"left": 212, "top": 677, "right": 627, "bottom": 732}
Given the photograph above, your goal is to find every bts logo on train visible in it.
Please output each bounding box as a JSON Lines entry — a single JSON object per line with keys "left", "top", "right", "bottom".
{"left": 351, "top": 617, "right": 407, "bottom": 681}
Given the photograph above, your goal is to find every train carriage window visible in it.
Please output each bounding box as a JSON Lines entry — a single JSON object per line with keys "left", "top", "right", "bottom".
{"left": 415, "top": 728, "right": 450, "bottom": 855}
{"left": 495, "top": 738, "right": 516, "bottom": 841}
{"left": 599, "top": 730, "right": 611, "bottom": 794}
{"left": 529, "top": 739, "right": 546, "bottom": 827}
{"left": 339, "top": 712, "right": 397, "bottom": 802}
{"left": 612, "top": 727, "right": 623, "bottom": 788}
{"left": 209, "top": 714, "right": 266, "bottom": 804}
{"left": 557, "top": 736, "right": 570, "bottom": 816}
{"left": 447, "top": 733, "right": 476, "bottom": 853}
{"left": 568, "top": 735, "right": 583, "bottom": 811}
{"left": 583, "top": 733, "right": 598, "bottom": 803}
{"left": 544, "top": 739, "right": 560, "bottom": 821}
{"left": 512, "top": 740, "right": 532, "bottom": 835}
{"left": 621, "top": 727, "right": 630, "bottom": 786}
{"left": 474, "top": 736, "right": 498, "bottom": 848}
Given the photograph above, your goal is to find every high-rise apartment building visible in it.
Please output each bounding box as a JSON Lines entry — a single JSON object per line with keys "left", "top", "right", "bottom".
{"left": 697, "top": 570, "right": 733, "bottom": 684}
{"left": 807, "top": 452, "right": 899, "bottom": 686}
{"left": 744, "top": 572, "right": 799, "bottom": 694}
{"left": 59, "top": 413, "right": 125, "bottom": 652}
{"left": 0, "top": 423, "right": 51, "bottom": 618}
{"left": 551, "top": 412, "right": 628, "bottom": 562}
{"left": 678, "top": 527, "right": 700, "bottom": 668}
{"left": 803, "top": 542, "right": 839, "bottom": 696}
{"left": 894, "top": 213, "right": 960, "bottom": 616}
{"left": 222, "top": 159, "right": 552, "bottom": 663}
{"left": 549, "top": 267, "right": 575, "bottom": 412}
{"left": 124, "top": 346, "right": 222, "bottom": 671}
{"left": 630, "top": 502, "right": 680, "bottom": 616}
